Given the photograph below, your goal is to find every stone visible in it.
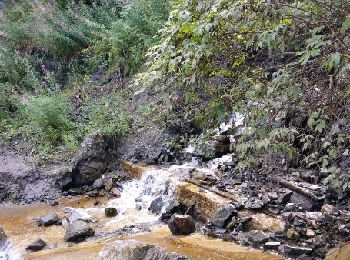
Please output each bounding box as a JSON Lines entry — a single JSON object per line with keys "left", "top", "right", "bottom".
{"left": 212, "top": 204, "right": 236, "bottom": 228}
{"left": 93, "top": 179, "right": 104, "bottom": 189}
{"left": 25, "top": 239, "right": 46, "bottom": 252}
{"left": 64, "top": 220, "right": 95, "bottom": 242}
{"left": 110, "top": 188, "right": 121, "bottom": 198}
{"left": 175, "top": 182, "right": 229, "bottom": 221}
{"left": 244, "top": 199, "right": 264, "bottom": 209}
{"left": 245, "top": 231, "right": 271, "bottom": 245}
{"left": 100, "top": 240, "right": 188, "bottom": 260}
{"left": 286, "top": 228, "right": 299, "bottom": 240}
{"left": 65, "top": 208, "right": 92, "bottom": 223}
{"left": 105, "top": 208, "right": 118, "bottom": 218}
{"left": 191, "top": 169, "right": 218, "bottom": 184}
{"left": 285, "top": 203, "right": 298, "bottom": 212}
{"left": 68, "top": 188, "right": 83, "bottom": 195}
{"left": 0, "top": 225, "right": 7, "bottom": 244}
{"left": 306, "top": 229, "right": 316, "bottom": 238}
{"left": 291, "top": 172, "right": 300, "bottom": 178}
{"left": 72, "top": 132, "right": 112, "bottom": 185}
{"left": 149, "top": 197, "right": 165, "bottom": 215}
{"left": 264, "top": 242, "right": 281, "bottom": 250}
{"left": 284, "top": 245, "right": 312, "bottom": 256}
{"left": 243, "top": 213, "right": 284, "bottom": 232}
{"left": 168, "top": 215, "right": 196, "bottom": 235}
{"left": 37, "top": 212, "right": 60, "bottom": 227}
{"left": 278, "top": 191, "right": 293, "bottom": 204}
{"left": 321, "top": 204, "right": 334, "bottom": 214}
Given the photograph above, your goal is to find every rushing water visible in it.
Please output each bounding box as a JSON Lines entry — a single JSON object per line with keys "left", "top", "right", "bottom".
{"left": 0, "top": 240, "right": 22, "bottom": 260}
{"left": 0, "top": 166, "right": 284, "bottom": 260}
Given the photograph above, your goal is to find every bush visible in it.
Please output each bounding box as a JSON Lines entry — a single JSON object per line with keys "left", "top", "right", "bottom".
{"left": 23, "top": 94, "right": 78, "bottom": 153}
{"left": 82, "top": 90, "right": 131, "bottom": 135}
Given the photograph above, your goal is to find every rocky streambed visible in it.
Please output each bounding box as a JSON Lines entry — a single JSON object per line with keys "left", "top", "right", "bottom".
{"left": 0, "top": 145, "right": 349, "bottom": 259}
{"left": 0, "top": 165, "right": 284, "bottom": 260}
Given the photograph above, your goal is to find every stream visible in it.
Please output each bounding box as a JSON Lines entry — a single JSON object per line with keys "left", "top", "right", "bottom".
{"left": 0, "top": 165, "right": 286, "bottom": 260}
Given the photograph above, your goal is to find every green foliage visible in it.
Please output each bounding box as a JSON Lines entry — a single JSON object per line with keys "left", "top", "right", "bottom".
{"left": 82, "top": 90, "right": 132, "bottom": 135}
{"left": 23, "top": 94, "right": 78, "bottom": 153}
{"left": 139, "top": 0, "right": 350, "bottom": 173}
{"left": 0, "top": 0, "right": 170, "bottom": 157}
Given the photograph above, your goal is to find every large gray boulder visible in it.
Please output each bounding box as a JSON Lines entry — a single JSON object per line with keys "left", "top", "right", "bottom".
{"left": 100, "top": 240, "right": 188, "bottom": 260}
{"left": 64, "top": 220, "right": 95, "bottom": 242}
{"left": 72, "top": 132, "right": 113, "bottom": 185}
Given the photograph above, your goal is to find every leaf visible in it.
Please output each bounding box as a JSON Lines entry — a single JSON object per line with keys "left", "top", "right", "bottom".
{"left": 315, "top": 120, "right": 326, "bottom": 133}
{"left": 325, "top": 53, "right": 341, "bottom": 72}
{"left": 341, "top": 15, "right": 350, "bottom": 33}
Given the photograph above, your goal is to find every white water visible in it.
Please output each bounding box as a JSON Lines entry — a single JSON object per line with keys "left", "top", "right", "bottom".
{"left": 107, "top": 169, "right": 177, "bottom": 221}
{"left": 0, "top": 240, "right": 22, "bottom": 260}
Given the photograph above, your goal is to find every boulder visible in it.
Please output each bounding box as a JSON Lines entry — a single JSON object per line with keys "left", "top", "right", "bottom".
{"left": 212, "top": 204, "right": 236, "bottom": 228}
{"left": 37, "top": 212, "right": 60, "bottom": 227}
{"left": 25, "top": 239, "right": 46, "bottom": 252}
{"left": 149, "top": 197, "right": 165, "bottom": 215}
{"left": 64, "top": 220, "right": 95, "bottom": 242}
{"left": 105, "top": 208, "right": 118, "bottom": 218}
{"left": 168, "top": 215, "right": 196, "bottom": 235}
{"left": 175, "top": 182, "right": 229, "bottom": 221}
{"left": 100, "top": 240, "right": 188, "bottom": 260}
{"left": 72, "top": 132, "right": 112, "bottom": 185}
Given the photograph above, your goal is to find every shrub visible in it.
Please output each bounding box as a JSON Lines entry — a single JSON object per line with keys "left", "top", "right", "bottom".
{"left": 23, "top": 94, "right": 78, "bottom": 153}
{"left": 82, "top": 90, "right": 131, "bottom": 135}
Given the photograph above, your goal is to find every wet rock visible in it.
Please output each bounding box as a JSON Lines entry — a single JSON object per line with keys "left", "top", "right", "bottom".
{"left": 285, "top": 203, "right": 300, "bottom": 212}
{"left": 190, "top": 169, "right": 218, "bottom": 184}
{"left": 278, "top": 191, "right": 293, "bottom": 204}
{"left": 239, "top": 231, "right": 271, "bottom": 246}
{"left": 72, "top": 132, "right": 112, "bottom": 185}
{"left": 93, "top": 179, "right": 104, "bottom": 189}
{"left": 0, "top": 225, "right": 6, "bottom": 244}
{"left": 168, "top": 215, "right": 196, "bottom": 235}
{"left": 105, "top": 208, "right": 118, "bottom": 218}
{"left": 286, "top": 228, "right": 299, "bottom": 240}
{"left": 100, "top": 240, "right": 188, "bottom": 260}
{"left": 25, "top": 239, "right": 46, "bottom": 252}
{"left": 37, "top": 212, "right": 60, "bottom": 227}
{"left": 244, "top": 198, "right": 264, "bottom": 209}
{"left": 306, "top": 229, "right": 316, "bottom": 238}
{"left": 68, "top": 188, "right": 83, "bottom": 195}
{"left": 110, "top": 188, "right": 121, "bottom": 198}
{"left": 175, "top": 182, "right": 228, "bottom": 221}
{"left": 264, "top": 242, "right": 281, "bottom": 250}
{"left": 212, "top": 204, "right": 236, "bottom": 228}
{"left": 64, "top": 220, "right": 95, "bottom": 242}
{"left": 149, "top": 197, "right": 165, "bottom": 215}
{"left": 321, "top": 204, "right": 334, "bottom": 214}
{"left": 121, "top": 162, "right": 147, "bottom": 179}
{"left": 65, "top": 208, "right": 92, "bottom": 223}
{"left": 244, "top": 213, "right": 284, "bottom": 232}
{"left": 284, "top": 245, "right": 312, "bottom": 256}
